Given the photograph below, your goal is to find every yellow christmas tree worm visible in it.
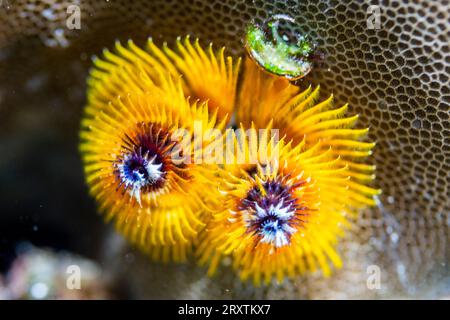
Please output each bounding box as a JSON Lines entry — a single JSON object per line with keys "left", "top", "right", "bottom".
{"left": 80, "top": 78, "right": 226, "bottom": 262}
{"left": 197, "top": 128, "right": 379, "bottom": 286}
{"left": 194, "top": 58, "right": 380, "bottom": 284}
{"left": 88, "top": 36, "right": 241, "bottom": 122}
{"left": 237, "top": 58, "right": 378, "bottom": 204}
{"left": 80, "top": 36, "right": 379, "bottom": 280}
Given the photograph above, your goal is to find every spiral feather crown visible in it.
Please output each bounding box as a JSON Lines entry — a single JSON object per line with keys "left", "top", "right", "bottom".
{"left": 80, "top": 37, "right": 379, "bottom": 283}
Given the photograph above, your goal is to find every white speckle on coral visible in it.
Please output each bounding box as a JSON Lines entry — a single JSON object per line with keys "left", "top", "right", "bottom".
{"left": 42, "top": 9, "right": 56, "bottom": 21}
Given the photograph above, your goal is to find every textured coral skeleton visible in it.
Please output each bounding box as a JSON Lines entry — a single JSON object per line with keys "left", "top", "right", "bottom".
{"left": 79, "top": 37, "right": 379, "bottom": 284}
{"left": 1, "top": 0, "right": 447, "bottom": 299}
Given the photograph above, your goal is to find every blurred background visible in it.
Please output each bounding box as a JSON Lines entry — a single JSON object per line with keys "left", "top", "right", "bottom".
{"left": 0, "top": 0, "right": 448, "bottom": 299}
